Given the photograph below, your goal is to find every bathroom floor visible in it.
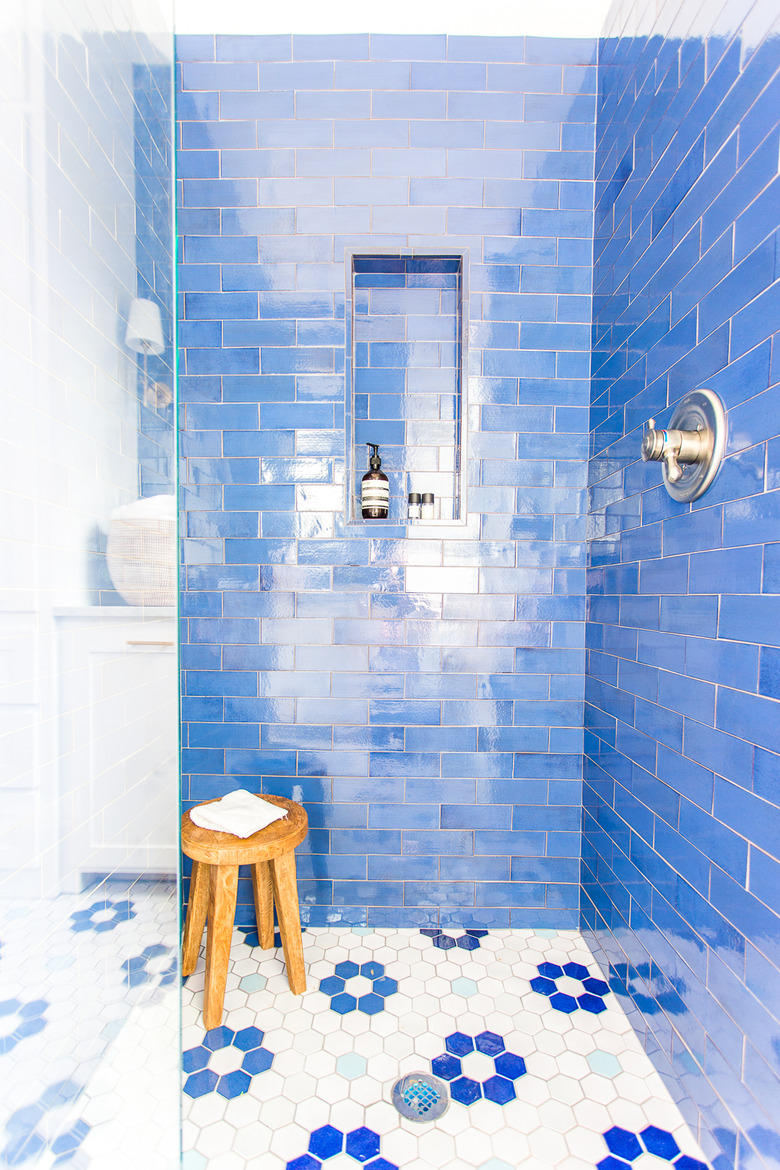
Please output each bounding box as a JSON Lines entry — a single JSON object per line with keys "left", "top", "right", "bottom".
{"left": 182, "top": 927, "right": 710, "bottom": 1170}
{"left": 0, "top": 877, "right": 179, "bottom": 1169}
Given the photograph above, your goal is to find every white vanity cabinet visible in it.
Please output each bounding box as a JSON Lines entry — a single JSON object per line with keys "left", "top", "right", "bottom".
{"left": 54, "top": 607, "right": 178, "bottom": 889}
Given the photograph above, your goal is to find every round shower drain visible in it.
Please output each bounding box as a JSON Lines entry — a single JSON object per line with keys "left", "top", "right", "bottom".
{"left": 391, "top": 1072, "right": 449, "bottom": 1122}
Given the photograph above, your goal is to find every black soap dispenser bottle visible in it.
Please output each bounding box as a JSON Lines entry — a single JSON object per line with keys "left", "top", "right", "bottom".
{"left": 361, "top": 443, "right": 389, "bottom": 519}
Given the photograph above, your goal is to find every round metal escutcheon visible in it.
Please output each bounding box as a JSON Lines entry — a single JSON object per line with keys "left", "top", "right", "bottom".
{"left": 663, "top": 388, "right": 727, "bottom": 503}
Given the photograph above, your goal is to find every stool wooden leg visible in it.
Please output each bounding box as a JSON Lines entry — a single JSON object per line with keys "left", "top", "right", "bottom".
{"left": 270, "top": 851, "right": 306, "bottom": 995}
{"left": 203, "top": 864, "right": 238, "bottom": 1030}
{"left": 251, "top": 861, "right": 275, "bottom": 949}
{"left": 182, "top": 860, "right": 210, "bottom": 977}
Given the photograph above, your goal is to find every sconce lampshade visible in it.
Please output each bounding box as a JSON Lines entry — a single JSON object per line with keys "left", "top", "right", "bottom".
{"left": 125, "top": 297, "right": 165, "bottom": 355}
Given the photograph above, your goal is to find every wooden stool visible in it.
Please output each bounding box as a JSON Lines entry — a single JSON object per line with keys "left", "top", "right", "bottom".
{"left": 181, "top": 794, "right": 308, "bottom": 1029}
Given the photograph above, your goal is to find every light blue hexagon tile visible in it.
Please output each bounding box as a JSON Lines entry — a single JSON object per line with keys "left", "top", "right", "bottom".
{"left": 182, "top": 926, "right": 712, "bottom": 1170}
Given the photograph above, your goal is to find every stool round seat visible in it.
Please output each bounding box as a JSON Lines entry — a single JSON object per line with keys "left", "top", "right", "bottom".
{"left": 181, "top": 794, "right": 308, "bottom": 1029}
{"left": 181, "top": 795, "right": 308, "bottom": 865}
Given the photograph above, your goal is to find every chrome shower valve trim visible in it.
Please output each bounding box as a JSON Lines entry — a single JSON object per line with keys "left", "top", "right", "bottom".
{"left": 641, "top": 389, "right": 726, "bottom": 503}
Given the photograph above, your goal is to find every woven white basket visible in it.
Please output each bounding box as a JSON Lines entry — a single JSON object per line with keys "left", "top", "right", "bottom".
{"left": 106, "top": 494, "right": 177, "bottom": 607}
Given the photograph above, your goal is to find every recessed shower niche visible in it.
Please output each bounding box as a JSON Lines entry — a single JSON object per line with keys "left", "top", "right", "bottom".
{"left": 345, "top": 251, "right": 468, "bottom": 525}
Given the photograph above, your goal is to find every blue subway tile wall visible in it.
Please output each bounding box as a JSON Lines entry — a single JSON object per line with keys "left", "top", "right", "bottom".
{"left": 176, "top": 33, "right": 596, "bottom": 930}
{"left": 584, "top": 4, "right": 780, "bottom": 1170}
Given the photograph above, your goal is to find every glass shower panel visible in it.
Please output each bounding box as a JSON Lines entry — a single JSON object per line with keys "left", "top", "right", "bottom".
{"left": 0, "top": 2, "right": 179, "bottom": 1166}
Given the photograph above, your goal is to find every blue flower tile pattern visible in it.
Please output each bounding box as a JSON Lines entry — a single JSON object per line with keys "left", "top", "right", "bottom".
{"left": 123, "top": 944, "right": 177, "bottom": 988}
{"left": 2, "top": 1080, "right": 89, "bottom": 1166}
{"left": 319, "top": 960, "right": 398, "bottom": 1016}
{"left": 183, "top": 1026, "right": 274, "bottom": 1099}
{"left": 530, "top": 961, "right": 611, "bottom": 1014}
{"left": 420, "top": 928, "right": 489, "bottom": 951}
{"left": 182, "top": 925, "right": 715, "bottom": 1166}
{"left": 287, "top": 1125, "right": 398, "bottom": 1170}
{"left": 599, "top": 1126, "right": 709, "bottom": 1170}
{"left": 0, "top": 999, "right": 49, "bottom": 1054}
{"left": 69, "top": 899, "right": 135, "bottom": 933}
{"left": 432, "top": 1031, "right": 527, "bottom": 1106}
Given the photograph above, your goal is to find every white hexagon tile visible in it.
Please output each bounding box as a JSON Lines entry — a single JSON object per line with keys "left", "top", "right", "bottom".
{"left": 182, "top": 926, "right": 712, "bottom": 1170}
{"left": 0, "top": 878, "right": 179, "bottom": 1169}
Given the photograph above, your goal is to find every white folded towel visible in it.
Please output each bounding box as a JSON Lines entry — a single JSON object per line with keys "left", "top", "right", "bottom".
{"left": 190, "top": 790, "right": 288, "bottom": 838}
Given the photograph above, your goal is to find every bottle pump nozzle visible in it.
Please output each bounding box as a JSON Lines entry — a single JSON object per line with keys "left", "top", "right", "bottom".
{"left": 367, "top": 443, "right": 381, "bottom": 469}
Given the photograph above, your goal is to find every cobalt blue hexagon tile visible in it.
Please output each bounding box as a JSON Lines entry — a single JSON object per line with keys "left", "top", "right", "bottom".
{"left": 237, "top": 925, "right": 295, "bottom": 949}
{"left": 583, "top": 977, "right": 611, "bottom": 996}
{"left": 475, "top": 1031, "right": 505, "bottom": 1056}
{"left": 330, "top": 993, "right": 357, "bottom": 1015}
{"left": 357, "top": 993, "right": 384, "bottom": 1015}
{"left": 287, "top": 1156, "right": 322, "bottom": 1170}
{"left": 15, "top": 1017, "right": 47, "bottom": 1042}
{"left": 372, "top": 976, "right": 398, "bottom": 997}
{"left": 494, "top": 1051, "right": 526, "bottom": 1079}
{"left": 19, "top": 1000, "right": 48, "bottom": 1019}
{"left": 674, "top": 1157, "right": 709, "bottom": 1170}
{"left": 465, "top": 929, "right": 488, "bottom": 937}
{"left": 242, "top": 1047, "right": 274, "bottom": 1074}
{"left": 184, "top": 1069, "right": 219, "bottom": 1098}
{"left": 531, "top": 976, "right": 555, "bottom": 994}
{"left": 41, "top": 1080, "right": 81, "bottom": 1109}
{"left": 578, "top": 992, "right": 608, "bottom": 1013}
{"left": 182, "top": 1046, "right": 210, "bottom": 1073}
{"left": 433, "top": 934, "right": 456, "bottom": 950}
{"left": 456, "top": 934, "right": 480, "bottom": 950}
{"left": 50, "top": 1119, "right": 90, "bottom": 1156}
{"left": 203, "top": 1026, "right": 234, "bottom": 1051}
{"left": 217, "top": 1069, "right": 251, "bottom": 1099}
{"left": 233, "top": 1026, "right": 265, "bottom": 1051}
{"left": 597, "top": 1159, "right": 632, "bottom": 1170}
{"left": 550, "top": 992, "right": 579, "bottom": 1013}
{"left": 363, "top": 1160, "right": 398, "bottom": 1170}
{"left": 319, "top": 976, "right": 346, "bottom": 996}
{"left": 335, "top": 961, "right": 359, "bottom": 979}
{"left": 4, "top": 1132, "right": 46, "bottom": 1164}
{"left": 432, "top": 1053, "right": 462, "bottom": 1080}
{"left": 641, "top": 1127, "right": 680, "bottom": 1159}
{"left": 345, "top": 1127, "right": 381, "bottom": 1162}
{"left": 360, "top": 961, "right": 384, "bottom": 979}
{"left": 309, "top": 1125, "right": 343, "bottom": 1159}
{"left": 419, "top": 928, "right": 439, "bottom": 937}
{"left": 604, "top": 1128, "right": 644, "bottom": 1160}
{"left": 538, "top": 962, "right": 564, "bottom": 978}
{"left": 238, "top": 926, "right": 261, "bottom": 947}
{"left": 482, "top": 1074, "right": 516, "bottom": 1105}
{"left": 446, "top": 1032, "right": 475, "bottom": 1057}
{"left": 450, "top": 1076, "right": 481, "bottom": 1106}
{"left": 563, "top": 961, "right": 590, "bottom": 980}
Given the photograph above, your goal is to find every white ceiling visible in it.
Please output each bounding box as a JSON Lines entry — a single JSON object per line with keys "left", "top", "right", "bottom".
{"left": 174, "top": 0, "right": 613, "bottom": 38}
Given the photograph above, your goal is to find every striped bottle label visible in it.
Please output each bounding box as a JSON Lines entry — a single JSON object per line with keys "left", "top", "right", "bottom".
{"left": 362, "top": 481, "right": 389, "bottom": 508}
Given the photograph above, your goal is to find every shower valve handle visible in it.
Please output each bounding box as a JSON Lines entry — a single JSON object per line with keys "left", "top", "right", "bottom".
{"left": 641, "top": 418, "right": 706, "bottom": 483}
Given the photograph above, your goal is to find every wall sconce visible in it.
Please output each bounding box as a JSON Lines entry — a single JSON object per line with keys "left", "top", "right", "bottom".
{"left": 125, "top": 297, "right": 170, "bottom": 408}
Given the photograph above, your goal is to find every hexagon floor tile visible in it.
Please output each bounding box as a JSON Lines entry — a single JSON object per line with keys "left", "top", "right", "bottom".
{"left": 0, "top": 877, "right": 179, "bottom": 1170}
{"left": 183, "top": 928, "right": 712, "bottom": 1170}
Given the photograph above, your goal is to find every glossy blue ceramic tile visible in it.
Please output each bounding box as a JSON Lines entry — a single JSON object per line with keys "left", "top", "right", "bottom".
{"left": 178, "top": 34, "right": 593, "bottom": 928}
{"left": 585, "top": 6, "right": 780, "bottom": 1168}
